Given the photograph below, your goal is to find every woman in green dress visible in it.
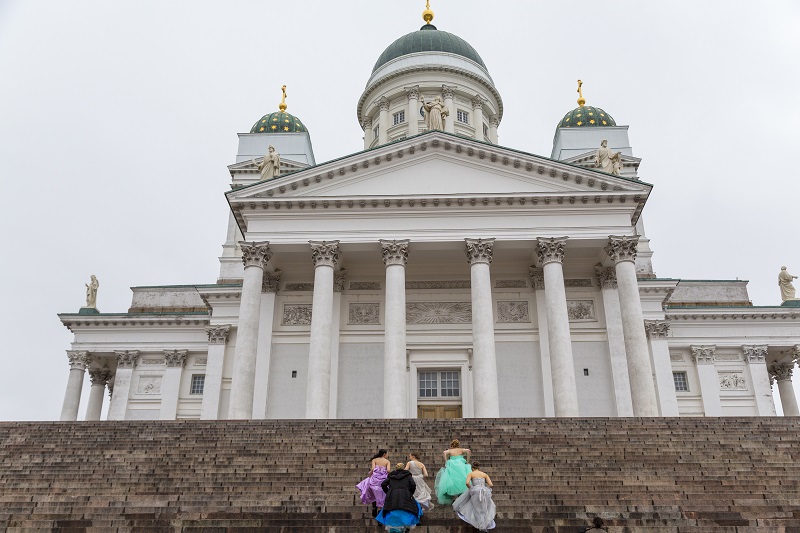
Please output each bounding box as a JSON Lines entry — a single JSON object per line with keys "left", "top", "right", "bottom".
{"left": 434, "top": 439, "right": 471, "bottom": 505}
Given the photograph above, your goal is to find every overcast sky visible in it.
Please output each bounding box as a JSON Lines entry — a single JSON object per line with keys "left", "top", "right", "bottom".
{"left": 1, "top": 1, "right": 798, "bottom": 420}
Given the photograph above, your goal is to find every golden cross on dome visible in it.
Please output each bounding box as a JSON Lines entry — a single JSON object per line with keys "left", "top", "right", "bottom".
{"left": 422, "top": 0, "right": 434, "bottom": 24}
{"left": 279, "top": 85, "right": 288, "bottom": 112}
{"left": 577, "top": 79, "right": 586, "bottom": 107}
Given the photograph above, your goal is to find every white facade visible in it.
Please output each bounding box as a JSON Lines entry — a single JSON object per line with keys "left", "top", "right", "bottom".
{"left": 57, "top": 18, "right": 800, "bottom": 421}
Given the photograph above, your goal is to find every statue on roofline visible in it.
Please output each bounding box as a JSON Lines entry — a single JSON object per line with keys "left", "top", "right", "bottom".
{"left": 85, "top": 275, "right": 99, "bottom": 308}
{"left": 595, "top": 139, "right": 622, "bottom": 176}
{"left": 254, "top": 145, "right": 280, "bottom": 181}
{"left": 779, "top": 266, "right": 798, "bottom": 302}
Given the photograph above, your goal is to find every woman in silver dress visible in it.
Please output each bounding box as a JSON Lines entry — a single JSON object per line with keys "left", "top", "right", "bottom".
{"left": 452, "top": 461, "right": 496, "bottom": 531}
{"left": 404, "top": 452, "right": 434, "bottom": 510}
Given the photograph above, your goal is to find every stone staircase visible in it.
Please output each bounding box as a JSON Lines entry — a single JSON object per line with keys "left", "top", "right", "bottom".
{"left": 1, "top": 418, "right": 799, "bottom": 532}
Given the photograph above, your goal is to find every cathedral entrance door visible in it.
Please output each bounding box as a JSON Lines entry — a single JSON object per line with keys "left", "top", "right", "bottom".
{"left": 416, "top": 369, "right": 463, "bottom": 419}
{"left": 417, "top": 404, "right": 463, "bottom": 418}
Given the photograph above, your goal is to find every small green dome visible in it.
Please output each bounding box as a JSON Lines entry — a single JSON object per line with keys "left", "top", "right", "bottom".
{"left": 558, "top": 106, "right": 616, "bottom": 128}
{"left": 372, "top": 25, "right": 487, "bottom": 73}
{"left": 251, "top": 111, "right": 308, "bottom": 134}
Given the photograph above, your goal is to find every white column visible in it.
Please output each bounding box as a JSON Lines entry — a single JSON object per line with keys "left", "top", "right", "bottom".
{"left": 605, "top": 236, "right": 659, "bottom": 416}
{"left": 362, "top": 118, "right": 373, "bottom": 150}
{"left": 743, "top": 345, "right": 776, "bottom": 416}
{"left": 488, "top": 116, "right": 499, "bottom": 144}
{"left": 770, "top": 362, "right": 799, "bottom": 416}
{"left": 60, "top": 351, "right": 90, "bottom": 421}
{"left": 472, "top": 95, "right": 484, "bottom": 141}
{"left": 536, "top": 238, "right": 579, "bottom": 417}
{"left": 201, "top": 325, "right": 230, "bottom": 419}
{"left": 229, "top": 241, "right": 272, "bottom": 420}
{"left": 691, "top": 345, "right": 722, "bottom": 416}
{"left": 644, "top": 320, "right": 679, "bottom": 416}
{"left": 406, "top": 86, "right": 419, "bottom": 136}
{"left": 378, "top": 97, "right": 389, "bottom": 145}
{"left": 306, "top": 240, "right": 340, "bottom": 418}
{"left": 442, "top": 85, "right": 456, "bottom": 134}
{"left": 466, "top": 238, "right": 500, "bottom": 418}
{"left": 85, "top": 369, "right": 111, "bottom": 421}
{"left": 159, "top": 350, "right": 186, "bottom": 420}
{"left": 529, "top": 267, "right": 555, "bottom": 417}
{"left": 381, "top": 240, "right": 410, "bottom": 418}
{"left": 329, "top": 270, "right": 346, "bottom": 417}
{"left": 596, "top": 266, "right": 634, "bottom": 416}
{"left": 252, "top": 271, "right": 281, "bottom": 419}
{"left": 108, "top": 351, "right": 138, "bottom": 420}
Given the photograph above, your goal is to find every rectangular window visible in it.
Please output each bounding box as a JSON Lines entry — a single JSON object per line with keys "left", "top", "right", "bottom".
{"left": 393, "top": 111, "right": 405, "bottom": 125}
{"left": 418, "top": 371, "right": 461, "bottom": 398}
{"left": 373, "top": 125, "right": 380, "bottom": 139}
{"left": 190, "top": 374, "right": 205, "bottom": 395}
{"left": 457, "top": 110, "right": 469, "bottom": 124}
{"left": 672, "top": 371, "right": 689, "bottom": 392}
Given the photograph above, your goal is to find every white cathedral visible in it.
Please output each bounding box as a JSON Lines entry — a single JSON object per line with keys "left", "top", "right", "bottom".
{"left": 58, "top": 5, "right": 800, "bottom": 422}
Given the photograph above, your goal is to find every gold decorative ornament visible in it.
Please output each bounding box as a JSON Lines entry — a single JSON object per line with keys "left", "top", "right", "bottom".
{"left": 577, "top": 79, "right": 585, "bottom": 107}
{"left": 279, "top": 85, "right": 288, "bottom": 112}
{"left": 422, "top": 0, "right": 434, "bottom": 24}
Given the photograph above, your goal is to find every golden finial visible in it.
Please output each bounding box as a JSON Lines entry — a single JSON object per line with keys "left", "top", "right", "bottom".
{"left": 279, "top": 85, "right": 287, "bottom": 112}
{"left": 577, "top": 79, "right": 586, "bottom": 107}
{"left": 422, "top": 0, "right": 434, "bottom": 25}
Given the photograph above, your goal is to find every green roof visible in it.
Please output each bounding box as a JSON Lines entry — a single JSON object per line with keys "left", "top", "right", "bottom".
{"left": 251, "top": 111, "right": 308, "bottom": 134}
{"left": 373, "top": 25, "right": 487, "bottom": 73}
{"left": 558, "top": 106, "right": 616, "bottom": 129}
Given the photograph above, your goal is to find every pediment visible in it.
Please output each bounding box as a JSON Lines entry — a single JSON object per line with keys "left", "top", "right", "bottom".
{"left": 227, "top": 156, "right": 309, "bottom": 176}
{"left": 228, "top": 132, "right": 651, "bottom": 203}
{"left": 562, "top": 150, "right": 642, "bottom": 180}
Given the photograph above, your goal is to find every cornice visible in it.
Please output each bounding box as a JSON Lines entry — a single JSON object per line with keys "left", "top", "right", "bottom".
{"left": 196, "top": 285, "right": 243, "bottom": 307}
{"left": 60, "top": 313, "right": 210, "bottom": 332}
{"left": 666, "top": 308, "right": 800, "bottom": 321}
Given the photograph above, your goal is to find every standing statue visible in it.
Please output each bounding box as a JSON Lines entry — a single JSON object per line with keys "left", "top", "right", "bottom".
{"left": 595, "top": 139, "right": 622, "bottom": 176}
{"left": 85, "top": 275, "right": 99, "bottom": 308}
{"left": 423, "top": 96, "right": 449, "bottom": 131}
{"left": 253, "top": 145, "right": 281, "bottom": 181}
{"left": 779, "top": 266, "right": 798, "bottom": 302}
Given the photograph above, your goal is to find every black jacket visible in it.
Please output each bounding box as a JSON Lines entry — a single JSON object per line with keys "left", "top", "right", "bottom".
{"left": 380, "top": 469, "right": 418, "bottom": 515}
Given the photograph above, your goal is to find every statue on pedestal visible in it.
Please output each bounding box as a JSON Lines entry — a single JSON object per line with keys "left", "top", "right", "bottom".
{"left": 423, "top": 96, "right": 449, "bottom": 131}
{"left": 85, "top": 275, "right": 99, "bottom": 308}
{"left": 595, "top": 139, "right": 622, "bottom": 176}
{"left": 254, "top": 145, "right": 280, "bottom": 181}
{"left": 779, "top": 266, "right": 798, "bottom": 302}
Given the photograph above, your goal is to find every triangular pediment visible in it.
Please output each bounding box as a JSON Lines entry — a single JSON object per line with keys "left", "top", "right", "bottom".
{"left": 228, "top": 132, "right": 651, "bottom": 205}
{"left": 227, "top": 156, "right": 309, "bottom": 177}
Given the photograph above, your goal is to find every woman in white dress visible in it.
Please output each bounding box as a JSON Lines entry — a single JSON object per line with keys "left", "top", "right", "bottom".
{"left": 452, "top": 461, "right": 496, "bottom": 531}
{"left": 404, "top": 452, "right": 434, "bottom": 510}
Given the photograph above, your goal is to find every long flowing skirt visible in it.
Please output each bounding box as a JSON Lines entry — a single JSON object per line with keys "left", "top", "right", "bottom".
{"left": 452, "top": 481, "right": 496, "bottom": 531}
{"left": 434, "top": 455, "right": 471, "bottom": 505}
{"left": 356, "top": 467, "right": 388, "bottom": 507}
{"left": 376, "top": 501, "right": 423, "bottom": 531}
{"left": 411, "top": 473, "right": 434, "bottom": 509}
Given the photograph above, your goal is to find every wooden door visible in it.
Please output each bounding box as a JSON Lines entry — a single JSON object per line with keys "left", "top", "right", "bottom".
{"left": 417, "top": 405, "right": 462, "bottom": 419}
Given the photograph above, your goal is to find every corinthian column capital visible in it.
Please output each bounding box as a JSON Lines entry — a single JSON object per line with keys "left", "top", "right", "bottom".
{"left": 239, "top": 241, "right": 272, "bottom": 269}
{"left": 536, "top": 237, "right": 568, "bottom": 265}
{"left": 441, "top": 85, "right": 456, "bottom": 99}
{"left": 472, "top": 94, "right": 484, "bottom": 110}
{"left": 334, "top": 269, "right": 348, "bottom": 292}
{"left": 381, "top": 239, "right": 410, "bottom": 267}
{"left": 605, "top": 235, "right": 640, "bottom": 264}
{"left": 309, "top": 240, "right": 340, "bottom": 268}
{"left": 262, "top": 270, "right": 282, "bottom": 293}
{"left": 66, "top": 350, "right": 91, "bottom": 370}
{"left": 691, "top": 345, "right": 716, "bottom": 365}
{"left": 405, "top": 85, "right": 420, "bottom": 100}
{"left": 465, "top": 238, "right": 495, "bottom": 265}
{"left": 164, "top": 350, "right": 187, "bottom": 368}
{"left": 88, "top": 369, "right": 112, "bottom": 386}
{"left": 206, "top": 325, "right": 231, "bottom": 345}
{"left": 594, "top": 265, "right": 618, "bottom": 289}
{"left": 769, "top": 362, "right": 794, "bottom": 383}
{"left": 742, "top": 345, "right": 768, "bottom": 364}
{"left": 528, "top": 266, "right": 545, "bottom": 290}
{"left": 115, "top": 350, "right": 139, "bottom": 369}
{"left": 378, "top": 96, "right": 390, "bottom": 111}
{"left": 644, "top": 320, "right": 670, "bottom": 339}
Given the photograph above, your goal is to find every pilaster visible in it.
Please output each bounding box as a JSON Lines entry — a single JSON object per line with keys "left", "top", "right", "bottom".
{"left": 743, "top": 345, "right": 776, "bottom": 416}
{"left": 252, "top": 271, "right": 281, "bottom": 419}
{"left": 159, "top": 350, "right": 186, "bottom": 420}
{"left": 108, "top": 350, "right": 138, "bottom": 420}
{"left": 529, "top": 266, "right": 554, "bottom": 417}
{"left": 691, "top": 345, "right": 722, "bottom": 416}
{"left": 644, "top": 320, "right": 678, "bottom": 416}
{"left": 201, "top": 325, "right": 230, "bottom": 419}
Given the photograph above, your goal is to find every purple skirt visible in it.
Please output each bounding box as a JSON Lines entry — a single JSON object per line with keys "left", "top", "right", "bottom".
{"left": 356, "top": 466, "right": 388, "bottom": 507}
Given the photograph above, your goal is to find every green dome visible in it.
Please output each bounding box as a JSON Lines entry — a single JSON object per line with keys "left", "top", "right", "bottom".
{"left": 251, "top": 111, "right": 308, "bottom": 134}
{"left": 372, "top": 25, "right": 487, "bottom": 73}
{"left": 558, "top": 106, "right": 616, "bottom": 128}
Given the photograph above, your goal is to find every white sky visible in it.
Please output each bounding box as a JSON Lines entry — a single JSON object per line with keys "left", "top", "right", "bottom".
{"left": 0, "top": 1, "right": 798, "bottom": 420}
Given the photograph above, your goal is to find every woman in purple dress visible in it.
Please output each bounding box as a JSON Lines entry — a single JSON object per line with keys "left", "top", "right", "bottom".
{"left": 356, "top": 449, "right": 391, "bottom": 516}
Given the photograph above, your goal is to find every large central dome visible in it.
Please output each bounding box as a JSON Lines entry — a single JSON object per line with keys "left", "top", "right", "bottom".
{"left": 372, "top": 25, "right": 487, "bottom": 74}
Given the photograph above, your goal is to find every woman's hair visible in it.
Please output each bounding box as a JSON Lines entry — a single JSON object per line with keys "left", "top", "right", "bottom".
{"left": 370, "top": 449, "right": 387, "bottom": 461}
{"left": 395, "top": 463, "right": 405, "bottom": 470}
{"left": 409, "top": 452, "right": 420, "bottom": 460}
{"left": 450, "top": 439, "right": 460, "bottom": 448}
{"left": 592, "top": 517, "right": 604, "bottom": 528}
{"left": 471, "top": 461, "right": 481, "bottom": 470}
